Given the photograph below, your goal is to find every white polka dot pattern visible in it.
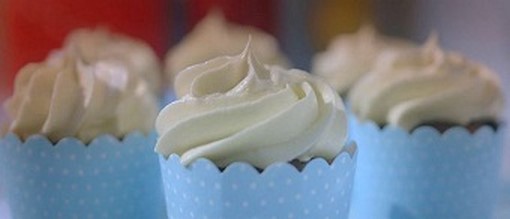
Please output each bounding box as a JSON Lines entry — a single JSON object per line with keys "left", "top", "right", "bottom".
{"left": 0, "top": 132, "right": 166, "bottom": 219}
{"left": 348, "top": 115, "right": 504, "bottom": 219}
{"left": 160, "top": 144, "right": 357, "bottom": 219}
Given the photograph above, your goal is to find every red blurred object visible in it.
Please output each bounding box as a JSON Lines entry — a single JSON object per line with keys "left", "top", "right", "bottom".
{"left": 2, "top": 0, "right": 170, "bottom": 96}
{"left": 186, "top": 0, "right": 276, "bottom": 34}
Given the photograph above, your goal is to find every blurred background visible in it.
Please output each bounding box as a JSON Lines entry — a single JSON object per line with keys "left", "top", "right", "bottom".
{"left": 0, "top": 0, "right": 509, "bottom": 218}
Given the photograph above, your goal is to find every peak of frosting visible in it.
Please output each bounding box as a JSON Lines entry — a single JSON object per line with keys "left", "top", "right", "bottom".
{"left": 348, "top": 35, "right": 504, "bottom": 130}
{"left": 312, "top": 25, "right": 415, "bottom": 95}
{"left": 4, "top": 40, "right": 158, "bottom": 142}
{"left": 157, "top": 44, "right": 347, "bottom": 168}
{"left": 174, "top": 40, "right": 270, "bottom": 98}
{"left": 165, "top": 11, "right": 289, "bottom": 84}
{"left": 53, "top": 28, "right": 162, "bottom": 95}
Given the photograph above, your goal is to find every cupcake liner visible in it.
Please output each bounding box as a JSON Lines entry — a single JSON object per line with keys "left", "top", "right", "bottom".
{"left": 0, "top": 132, "right": 166, "bottom": 219}
{"left": 348, "top": 115, "right": 505, "bottom": 219}
{"left": 160, "top": 143, "right": 357, "bottom": 219}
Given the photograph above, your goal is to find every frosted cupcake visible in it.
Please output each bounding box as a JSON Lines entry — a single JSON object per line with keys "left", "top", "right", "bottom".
{"left": 348, "top": 36, "right": 505, "bottom": 219}
{"left": 157, "top": 43, "right": 356, "bottom": 219}
{"left": 0, "top": 44, "right": 165, "bottom": 218}
{"left": 312, "top": 26, "right": 414, "bottom": 96}
{"left": 163, "top": 11, "right": 289, "bottom": 104}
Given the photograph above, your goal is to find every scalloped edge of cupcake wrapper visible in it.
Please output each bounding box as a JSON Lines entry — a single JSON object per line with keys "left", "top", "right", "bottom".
{"left": 348, "top": 115, "right": 505, "bottom": 219}
{"left": 0, "top": 132, "right": 166, "bottom": 219}
{"left": 159, "top": 143, "right": 358, "bottom": 219}
{"left": 2, "top": 131, "right": 156, "bottom": 148}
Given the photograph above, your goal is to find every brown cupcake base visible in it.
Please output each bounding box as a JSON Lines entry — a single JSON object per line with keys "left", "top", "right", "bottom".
{"left": 217, "top": 158, "right": 335, "bottom": 173}
{"left": 376, "top": 120, "right": 499, "bottom": 134}
{"left": 412, "top": 120, "right": 499, "bottom": 134}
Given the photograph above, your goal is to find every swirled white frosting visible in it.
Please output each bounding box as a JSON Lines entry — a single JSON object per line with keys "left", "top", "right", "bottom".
{"left": 51, "top": 28, "right": 162, "bottom": 95}
{"left": 165, "top": 11, "right": 289, "bottom": 83}
{"left": 156, "top": 44, "right": 347, "bottom": 168}
{"left": 4, "top": 53, "right": 158, "bottom": 142}
{"left": 312, "top": 26, "right": 414, "bottom": 95}
{"left": 349, "top": 36, "right": 504, "bottom": 130}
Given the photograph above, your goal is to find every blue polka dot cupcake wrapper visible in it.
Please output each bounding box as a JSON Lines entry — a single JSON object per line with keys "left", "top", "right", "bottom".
{"left": 0, "top": 132, "right": 166, "bottom": 219}
{"left": 160, "top": 143, "right": 357, "bottom": 219}
{"left": 348, "top": 116, "right": 505, "bottom": 219}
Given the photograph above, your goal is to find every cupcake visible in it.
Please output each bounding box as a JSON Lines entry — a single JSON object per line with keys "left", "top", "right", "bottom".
{"left": 348, "top": 35, "right": 505, "bottom": 219}
{"left": 163, "top": 11, "right": 289, "bottom": 104}
{"left": 157, "top": 42, "right": 357, "bottom": 218}
{"left": 312, "top": 26, "right": 414, "bottom": 96}
{"left": 0, "top": 34, "right": 165, "bottom": 218}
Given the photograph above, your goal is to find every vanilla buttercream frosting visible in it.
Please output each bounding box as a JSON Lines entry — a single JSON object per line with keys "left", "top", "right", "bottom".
{"left": 348, "top": 36, "right": 504, "bottom": 130}
{"left": 156, "top": 43, "right": 347, "bottom": 168}
{"left": 4, "top": 52, "right": 159, "bottom": 142}
{"left": 312, "top": 26, "right": 414, "bottom": 95}
{"left": 53, "top": 28, "right": 162, "bottom": 95}
{"left": 165, "top": 11, "right": 288, "bottom": 83}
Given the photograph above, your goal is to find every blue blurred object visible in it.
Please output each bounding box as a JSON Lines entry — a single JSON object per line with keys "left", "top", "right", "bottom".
{"left": 278, "top": 0, "right": 314, "bottom": 71}
{"left": 160, "top": 89, "right": 177, "bottom": 109}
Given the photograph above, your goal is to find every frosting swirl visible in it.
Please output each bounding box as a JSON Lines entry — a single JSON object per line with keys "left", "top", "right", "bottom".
{"left": 312, "top": 26, "right": 414, "bottom": 95}
{"left": 156, "top": 44, "right": 347, "bottom": 168}
{"left": 51, "top": 28, "right": 162, "bottom": 95}
{"left": 165, "top": 11, "right": 288, "bottom": 83}
{"left": 348, "top": 36, "right": 504, "bottom": 130}
{"left": 4, "top": 53, "right": 158, "bottom": 142}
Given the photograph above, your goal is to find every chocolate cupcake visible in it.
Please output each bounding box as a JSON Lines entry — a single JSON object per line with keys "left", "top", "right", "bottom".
{"left": 347, "top": 35, "right": 505, "bottom": 219}
{"left": 0, "top": 30, "right": 165, "bottom": 218}
{"left": 157, "top": 42, "right": 356, "bottom": 219}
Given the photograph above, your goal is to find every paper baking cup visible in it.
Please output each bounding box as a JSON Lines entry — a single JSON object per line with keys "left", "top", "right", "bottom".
{"left": 0, "top": 132, "right": 166, "bottom": 219}
{"left": 160, "top": 143, "right": 357, "bottom": 219}
{"left": 348, "top": 116, "right": 504, "bottom": 219}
